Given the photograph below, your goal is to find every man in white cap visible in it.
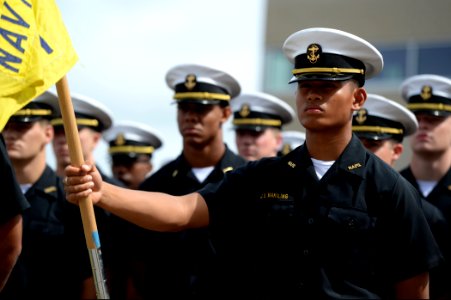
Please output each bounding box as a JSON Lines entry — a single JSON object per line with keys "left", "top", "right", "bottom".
{"left": 48, "top": 92, "right": 115, "bottom": 179}
{"left": 399, "top": 74, "right": 451, "bottom": 300}
{"left": 102, "top": 121, "right": 163, "bottom": 298}
{"left": 352, "top": 94, "right": 448, "bottom": 299}
{"left": 1, "top": 93, "right": 83, "bottom": 298}
{"left": 352, "top": 93, "right": 418, "bottom": 166}
{"left": 232, "top": 91, "right": 295, "bottom": 160}
{"left": 103, "top": 121, "right": 163, "bottom": 190}
{"left": 63, "top": 28, "right": 442, "bottom": 298}
{"left": 125, "top": 64, "right": 247, "bottom": 299}
{"left": 278, "top": 130, "right": 306, "bottom": 156}
{"left": 46, "top": 92, "right": 122, "bottom": 298}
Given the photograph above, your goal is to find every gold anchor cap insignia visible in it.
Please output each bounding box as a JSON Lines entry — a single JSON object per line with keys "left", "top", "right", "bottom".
{"left": 355, "top": 108, "right": 367, "bottom": 124}
{"left": 185, "top": 74, "right": 197, "bottom": 90}
{"left": 239, "top": 103, "right": 251, "bottom": 117}
{"left": 307, "top": 43, "right": 321, "bottom": 64}
{"left": 420, "top": 85, "right": 432, "bottom": 100}
{"left": 115, "top": 133, "right": 126, "bottom": 146}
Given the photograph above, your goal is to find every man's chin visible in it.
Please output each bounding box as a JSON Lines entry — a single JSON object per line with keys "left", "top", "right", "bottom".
{"left": 185, "top": 137, "right": 206, "bottom": 147}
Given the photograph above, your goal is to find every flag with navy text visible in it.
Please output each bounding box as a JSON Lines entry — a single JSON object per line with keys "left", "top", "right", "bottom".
{"left": 0, "top": 0, "right": 77, "bottom": 130}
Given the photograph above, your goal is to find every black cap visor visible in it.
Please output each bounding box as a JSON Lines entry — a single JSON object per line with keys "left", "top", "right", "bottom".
{"left": 289, "top": 73, "right": 356, "bottom": 84}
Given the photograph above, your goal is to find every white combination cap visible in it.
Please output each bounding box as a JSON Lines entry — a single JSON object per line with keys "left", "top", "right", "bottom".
{"left": 352, "top": 93, "right": 418, "bottom": 141}
{"left": 232, "top": 92, "right": 296, "bottom": 131}
{"left": 103, "top": 120, "right": 163, "bottom": 157}
{"left": 401, "top": 74, "right": 451, "bottom": 117}
{"left": 45, "top": 91, "right": 113, "bottom": 132}
{"left": 165, "top": 64, "right": 241, "bottom": 105}
{"left": 9, "top": 91, "right": 58, "bottom": 123}
{"left": 283, "top": 27, "right": 384, "bottom": 86}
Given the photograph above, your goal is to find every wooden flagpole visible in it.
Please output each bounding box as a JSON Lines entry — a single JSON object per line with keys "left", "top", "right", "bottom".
{"left": 55, "top": 76, "right": 109, "bottom": 299}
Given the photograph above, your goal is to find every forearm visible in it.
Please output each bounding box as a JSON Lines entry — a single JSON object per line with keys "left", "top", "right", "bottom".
{"left": 98, "top": 182, "right": 208, "bottom": 231}
{"left": 395, "top": 272, "right": 429, "bottom": 299}
{"left": 0, "top": 215, "right": 22, "bottom": 291}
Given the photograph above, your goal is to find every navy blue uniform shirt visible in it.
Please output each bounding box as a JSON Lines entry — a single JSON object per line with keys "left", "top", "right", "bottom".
{"left": 1, "top": 166, "right": 83, "bottom": 300}
{"left": 109, "top": 145, "right": 246, "bottom": 299}
{"left": 401, "top": 166, "right": 451, "bottom": 300}
{"left": 200, "top": 135, "right": 442, "bottom": 299}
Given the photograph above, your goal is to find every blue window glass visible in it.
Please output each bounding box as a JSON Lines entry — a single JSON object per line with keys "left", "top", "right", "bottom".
{"left": 264, "top": 47, "right": 292, "bottom": 93}
{"left": 418, "top": 44, "right": 451, "bottom": 77}
{"left": 371, "top": 47, "right": 407, "bottom": 82}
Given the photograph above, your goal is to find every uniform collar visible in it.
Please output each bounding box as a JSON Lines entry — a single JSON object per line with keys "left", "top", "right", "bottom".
{"left": 175, "top": 144, "right": 246, "bottom": 177}
{"left": 335, "top": 134, "right": 367, "bottom": 178}
{"left": 216, "top": 144, "right": 247, "bottom": 173}
{"left": 25, "top": 165, "right": 58, "bottom": 199}
{"left": 284, "top": 134, "right": 367, "bottom": 179}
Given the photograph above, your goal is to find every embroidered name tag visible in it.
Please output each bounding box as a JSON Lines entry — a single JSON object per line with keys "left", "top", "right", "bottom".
{"left": 260, "top": 192, "right": 289, "bottom": 200}
{"left": 347, "top": 163, "right": 362, "bottom": 170}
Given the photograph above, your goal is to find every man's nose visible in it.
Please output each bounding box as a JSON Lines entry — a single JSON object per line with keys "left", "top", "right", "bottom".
{"left": 306, "top": 88, "right": 322, "bottom": 101}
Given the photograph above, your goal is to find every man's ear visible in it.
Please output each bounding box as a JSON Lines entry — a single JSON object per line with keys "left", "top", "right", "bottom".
{"left": 91, "top": 130, "right": 102, "bottom": 147}
{"left": 44, "top": 122, "right": 54, "bottom": 142}
{"left": 352, "top": 87, "right": 367, "bottom": 110}
{"left": 274, "top": 129, "right": 283, "bottom": 149}
{"left": 392, "top": 142, "right": 403, "bottom": 162}
{"left": 222, "top": 106, "right": 232, "bottom": 121}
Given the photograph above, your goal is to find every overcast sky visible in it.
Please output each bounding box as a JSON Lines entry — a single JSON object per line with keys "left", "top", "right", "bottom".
{"left": 50, "top": 0, "right": 267, "bottom": 175}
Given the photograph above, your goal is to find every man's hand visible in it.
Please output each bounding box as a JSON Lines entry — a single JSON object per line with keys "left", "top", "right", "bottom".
{"left": 64, "top": 163, "right": 103, "bottom": 205}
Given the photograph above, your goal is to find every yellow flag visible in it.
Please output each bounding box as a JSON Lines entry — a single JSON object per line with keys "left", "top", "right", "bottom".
{"left": 0, "top": 0, "right": 78, "bottom": 130}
